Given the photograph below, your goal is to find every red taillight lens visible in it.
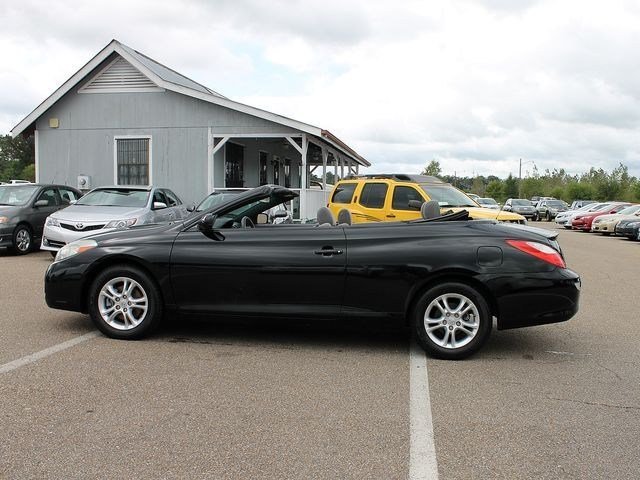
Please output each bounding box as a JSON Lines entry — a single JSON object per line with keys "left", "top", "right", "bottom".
{"left": 506, "top": 239, "right": 566, "bottom": 268}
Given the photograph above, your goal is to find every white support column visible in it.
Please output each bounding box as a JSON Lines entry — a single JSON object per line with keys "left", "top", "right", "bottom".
{"left": 34, "top": 130, "right": 40, "bottom": 183}
{"left": 334, "top": 154, "right": 339, "bottom": 182}
{"left": 340, "top": 157, "right": 344, "bottom": 179}
{"left": 207, "top": 127, "right": 214, "bottom": 192}
{"left": 322, "top": 147, "right": 328, "bottom": 191}
{"left": 356, "top": 163, "right": 360, "bottom": 175}
{"left": 300, "top": 134, "right": 308, "bottom": 220}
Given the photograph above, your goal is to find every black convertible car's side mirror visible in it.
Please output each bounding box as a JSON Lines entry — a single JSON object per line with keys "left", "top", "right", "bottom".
{"left": 198, "top": 213, "right": 225, "bottom": 241}
{"left": 198, "top": 213, "right": 216, "bottom": 232}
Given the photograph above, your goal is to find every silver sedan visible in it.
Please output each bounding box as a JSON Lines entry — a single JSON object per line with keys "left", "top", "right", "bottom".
{"left": 41, "top": 186, "right": 187, "bottom": 252}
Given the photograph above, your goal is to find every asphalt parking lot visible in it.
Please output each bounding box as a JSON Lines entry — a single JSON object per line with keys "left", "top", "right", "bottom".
{"left": 1, "top": 224, "right": 639, "bottom": 479}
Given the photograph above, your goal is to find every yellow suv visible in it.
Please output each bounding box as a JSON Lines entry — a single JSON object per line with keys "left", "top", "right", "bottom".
{"left": 327, "top": 174, "right": 526, "bottom": 224}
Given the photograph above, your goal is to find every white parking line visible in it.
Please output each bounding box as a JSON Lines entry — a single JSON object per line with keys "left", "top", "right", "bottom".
{"left": 0, "top": 332, "right": 99, "bottom": 375}
{"left": 410, "top": 341, "right": 439, "bottom": 480}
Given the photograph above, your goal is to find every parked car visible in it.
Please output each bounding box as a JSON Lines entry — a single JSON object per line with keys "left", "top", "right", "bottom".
{"left": 0, "top": 183, "right": 82, "bottom": 254}
{"left": 533, "top": 199, "right": 569, "bottom": 221}
{"left": 476, "top": 197, "right": 500, "bottom": 210}
{"left": 44, "top": 185, "right": 580, "bottom": 360}
{"left": 555, "top": 202, "right": 609, "bottom": 229}
{"left": 41, "top": 186, "right": 188, "bottom": 253}
{"left": 614, "top": 218, "right": 640, "bottom": 240}
{"left": 569, "top": 200, "right": 596, "bottom": 210}
{"left": 466, "top": 193, "right": 480, "bottom": 202}
{"left": 571, "top": 203, "right": 632, "bottom": 231}
{"left": 327, "top": 174, "right": 525, "bottom": 223}
{"left": 503, "top": 198, "right": 536, "bottom": 219}
{"left": 591, "top": 205, "right": 640, "bottom": 235}
{"left": 8, "top": 179, "right": 32, "bottom": 184}
{"left": 194, "top": 189, "right": 292, "bottom": 224}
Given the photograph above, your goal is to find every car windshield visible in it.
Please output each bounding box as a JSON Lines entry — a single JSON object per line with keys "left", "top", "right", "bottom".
{"left": 196, "top": 192, "right": 241, "bottom": 212}
{"left": 0, "top": 185, "right": 39, "bottom": 206}
{"left": 546, "top": 200, "right": 567, "bottom": 208}
{"left": 512, "top": 199, "right": 532, "bottom": 206}
{"left": 419, "top": 185, "right": 477, "bottom": 208}
{"left": 617, "top": 205, "right": 640, "bottom": 215}
{"left": 76, "top": 188, "right": 150, "bottom": 207}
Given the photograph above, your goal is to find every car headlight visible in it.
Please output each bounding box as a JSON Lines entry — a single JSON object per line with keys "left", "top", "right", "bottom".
{"left": 54, "top": 239, "right": 98, "bottom": 262}
{"left": 105, "top": 218, "right": 137, "bottom": 229}
{"left": 0, "top": 216, "right": 9, "bottom": 224}
{"left": 46, "top": 217, "right": 60, "bottom": 227}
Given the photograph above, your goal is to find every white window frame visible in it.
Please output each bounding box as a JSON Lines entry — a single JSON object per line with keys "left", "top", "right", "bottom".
{"left": 113, "top": 135, "right": 153, "bottom": 186}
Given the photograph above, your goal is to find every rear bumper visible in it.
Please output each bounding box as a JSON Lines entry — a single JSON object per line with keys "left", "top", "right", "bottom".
{"left": 488, "top": 269, "right": 581, "bottom": 330}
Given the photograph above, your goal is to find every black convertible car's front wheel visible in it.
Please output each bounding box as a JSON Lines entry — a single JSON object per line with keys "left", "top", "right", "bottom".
{"left": 414, "top": 282, "right": 491, "bottom": 360}
{"left": 88, "top": 265, "right": 163, "bottom": 339}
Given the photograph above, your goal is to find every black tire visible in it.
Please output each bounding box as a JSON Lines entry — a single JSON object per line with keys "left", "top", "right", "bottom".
{"left": 414, "top": 282, "right": 491, "bottom": 360}
{"left": 532, "top": 213, "right": 538, "bottom": 222}
{"left": 50, "top": 251, "right": 57, "bottom": 258}
{"left": 546, "top": 212, "right": 552, "bottom": 222}
{"left": 11, "top": 224, "right": 33, "bottom": 255}
{"left": 88, "top": 265, "right": 163, "bottom": 339}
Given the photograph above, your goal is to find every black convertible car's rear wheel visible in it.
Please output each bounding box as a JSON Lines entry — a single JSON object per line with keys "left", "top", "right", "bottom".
{"left": 88, "top": 265, "right": 163, "bottom": 339}
{"left": 414, "top": 282, "right": 491, "bottom": 360}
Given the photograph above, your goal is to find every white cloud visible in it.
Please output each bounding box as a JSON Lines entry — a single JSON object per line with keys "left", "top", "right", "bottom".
{"left": 1, "top": 0, "right": 639, "bottom": 177}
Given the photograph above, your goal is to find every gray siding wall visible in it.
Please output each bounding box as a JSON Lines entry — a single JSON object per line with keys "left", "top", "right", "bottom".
{"left": 35, "top": 85, "right": 300, "bottom": 204}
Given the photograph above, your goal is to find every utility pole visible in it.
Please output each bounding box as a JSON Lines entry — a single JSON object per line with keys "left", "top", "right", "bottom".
{"left": 518, "top": 158, "right": 522, "bottom": 198}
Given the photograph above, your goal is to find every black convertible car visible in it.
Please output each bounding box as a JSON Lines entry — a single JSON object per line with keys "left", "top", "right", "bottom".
{"left": 45, "top": 185, "right": 580, "bottom": 359}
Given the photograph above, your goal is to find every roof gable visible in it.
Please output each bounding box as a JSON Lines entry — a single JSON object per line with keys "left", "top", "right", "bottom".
{"left": 79, "top": 57, "right": 161, "bottom": 93}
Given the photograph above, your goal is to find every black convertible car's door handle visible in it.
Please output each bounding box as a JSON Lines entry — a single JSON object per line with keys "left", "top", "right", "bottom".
{"left": 314, "top": 247, "right": 344, "bottom": 256}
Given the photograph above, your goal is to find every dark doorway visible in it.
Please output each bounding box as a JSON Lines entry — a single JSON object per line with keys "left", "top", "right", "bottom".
{"left": 225, "top": 142, "right": 244, "bottom": 187}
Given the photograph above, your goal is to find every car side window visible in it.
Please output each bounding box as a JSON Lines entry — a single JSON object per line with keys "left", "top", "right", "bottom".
{"left": 58, "top": 188, "right": 79, "bottom": 205}
{"left": 359, "top": 183, "right": 388, "bottom": 209}
{"left": 392, "top": 186, "right": 423, "bottom": 210}
{"left": 36, "top": 188, "right": 59, "bottom": 207}
{"left": 163, "top": 189, "right": 181, "bottom": 206}
{"left": 331, "top": 183, "right": 357, "bottom": 204}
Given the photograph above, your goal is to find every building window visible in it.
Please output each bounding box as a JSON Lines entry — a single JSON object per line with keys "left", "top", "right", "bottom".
{"left": 259, "top": 151, "right": 268, "bottom": 185}
{"left": 116, "top": 138, "right": 150, "bottom": 185}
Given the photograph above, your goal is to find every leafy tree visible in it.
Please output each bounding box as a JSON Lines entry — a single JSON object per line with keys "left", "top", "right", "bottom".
{"left": 421, "top": 160, "right": 442, "bottom": 176}
{"left": 485, "top": 180, "right": 503, "bottom": 200}
{"left": 0, "top": 134, "right": 35, "bottom": 182}
{"left": 503, "top": 174, "right": 518, "bottom": 199}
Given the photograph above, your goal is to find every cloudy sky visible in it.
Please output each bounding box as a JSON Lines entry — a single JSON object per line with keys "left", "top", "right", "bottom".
{"left": 1, "top": 0, "right": 640, "bottom": 178}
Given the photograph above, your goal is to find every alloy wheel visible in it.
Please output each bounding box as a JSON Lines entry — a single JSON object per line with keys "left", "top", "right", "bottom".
{"left": 98, "top": 277, "right": 149, "bottom": 330}
{"left": 15, "top": 228, "right": 31, "bottom": 253}
{"left": 423, "top": 293, "right": 480, "bottom": 349}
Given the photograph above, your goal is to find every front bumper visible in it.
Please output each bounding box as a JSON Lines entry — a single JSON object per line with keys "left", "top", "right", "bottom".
{"left": 0, "top": 223, "right": 17, "bottom": 247}
{"left": 571, "top": 219, "right": 592, "bottom": 230}
{"left": 42, "top": 223, "right": 116, "bottom": 251}
{"left": 592, "top": 220, "right": 617, "bottom": 233}
{"left": 615, "top": 224, "right": 639, "bottom": 238}
{"left": 488, "top": 268, "right": 581, "bottom": 330}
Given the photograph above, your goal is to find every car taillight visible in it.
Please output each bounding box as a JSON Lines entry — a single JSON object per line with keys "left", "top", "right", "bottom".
{"left": 506, "top": 239, "right": 566, "bottom": 268}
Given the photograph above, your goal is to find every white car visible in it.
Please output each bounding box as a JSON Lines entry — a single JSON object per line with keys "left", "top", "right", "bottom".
{"left": 476, "top": 197, "right": 500, "bottom": 210}
{"left": 41, "top": 186, "right": 188, "bottom": 253}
